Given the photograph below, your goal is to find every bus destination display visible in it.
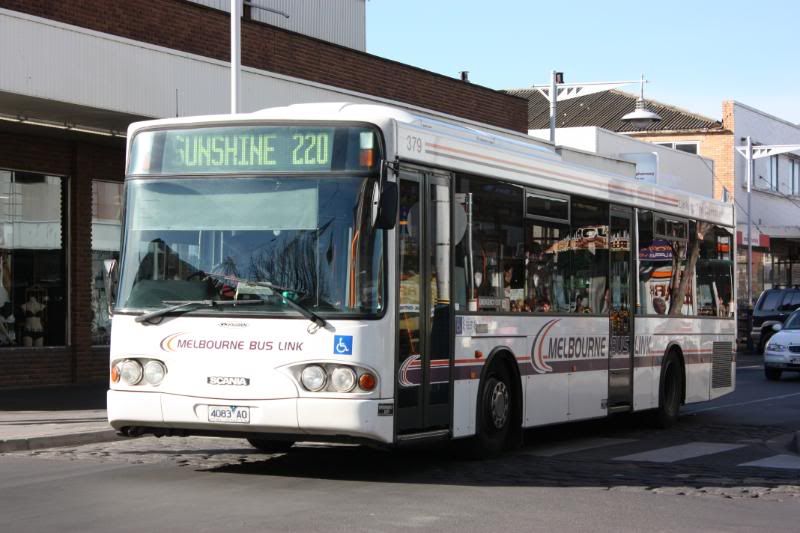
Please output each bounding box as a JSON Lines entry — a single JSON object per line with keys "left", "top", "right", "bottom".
{"left": 128, "top": 125, "right": 379, "bottom": 175}
{"left": 162, "top": 127, "right": 334, "bottom": 173}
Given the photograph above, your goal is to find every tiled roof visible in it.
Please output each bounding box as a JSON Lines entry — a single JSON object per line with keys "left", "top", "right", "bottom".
{"left": 505, "top": 88, "right": 723, "bottom": 133}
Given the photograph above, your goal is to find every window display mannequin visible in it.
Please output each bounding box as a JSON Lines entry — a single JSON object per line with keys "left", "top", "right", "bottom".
{"left": 0, "top": 255, "right": 13, "bottom": 345}
{"left": 20, "top": 294, "right": 46, "bottom": 347}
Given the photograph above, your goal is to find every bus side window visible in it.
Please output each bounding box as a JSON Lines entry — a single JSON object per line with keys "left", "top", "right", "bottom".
{"left": 456, "top": 174, "right": 524, "bottom": 313}
{"left": 525, "top": 221, "right": 567, "bottom": 313}
{"left": 697, "top": 225, "right": 734, "bottom": 318}
{"left": 569, "top": 198, "right": 609, "bottom": 315}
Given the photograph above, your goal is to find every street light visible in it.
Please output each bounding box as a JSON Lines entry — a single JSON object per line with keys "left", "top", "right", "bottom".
{"left": 734, "top": 139, "right": 800, "bottom": 307}
{"left": 532, "top": 72, "right": 660, "bottom": 144}
{"left": 621, "top": 74, "right": 663, "bottom": 129}
{"left": 230, "top": 0, "right": 290, "bottom": 114}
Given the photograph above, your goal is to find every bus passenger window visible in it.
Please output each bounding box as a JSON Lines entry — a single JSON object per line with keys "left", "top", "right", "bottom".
{"left": 525, "top": 222, "right": 568, "bottom": 313}
{"left": 695, "top": 223, "right": 734, "bottom": 318}
{"left": 456, "top": 174, "right": 524, "bottom": 313}
{"left": 569, "top": 198, "right": 609, "bottom": 315}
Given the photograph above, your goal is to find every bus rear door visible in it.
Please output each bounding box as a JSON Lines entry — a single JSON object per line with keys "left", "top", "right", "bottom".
{"left": 608, "top": 207, "right": 635, "bottom": 411}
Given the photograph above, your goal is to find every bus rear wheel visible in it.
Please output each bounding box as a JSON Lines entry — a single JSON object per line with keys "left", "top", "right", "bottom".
{"left": 467, "top": 363, "right": 513, "bottom": 458}
{"left": 246, "top": 438, "right": 294, "bottom": 454}
{"left": 653, "top": 352, "right": 683, "bottom": 429}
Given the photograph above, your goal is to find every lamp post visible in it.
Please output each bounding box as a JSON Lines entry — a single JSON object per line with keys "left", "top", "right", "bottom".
{"left": 532, "top": 72, "right": 661, "bottom": 144}
{"left": 734, "top": 140, "right": 800, "bottom": 306}
{"left": 230, "top": 1, "right": 290, "bottom": 114}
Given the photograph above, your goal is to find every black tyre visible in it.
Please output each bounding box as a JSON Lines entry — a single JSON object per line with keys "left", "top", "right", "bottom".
{"left": 764, "top": 367, "right": 782, "bottom": 381}
{"left": 653, "top": 352, "right": 683, "bottom": 429}
{"left": 467, "top": 363, "right": 514, "bottom": 458}
{"left": 246, "top": 438, "right": 294, "bottom": 454}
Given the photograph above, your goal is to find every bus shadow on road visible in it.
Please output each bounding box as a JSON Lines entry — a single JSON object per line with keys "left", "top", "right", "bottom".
{"left": 202, "top": 414, "right": 800, "bottom": 493}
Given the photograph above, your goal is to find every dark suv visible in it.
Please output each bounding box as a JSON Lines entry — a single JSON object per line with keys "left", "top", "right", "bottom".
{"left": 752, "top": 287, "right": 800, "bottom": 353}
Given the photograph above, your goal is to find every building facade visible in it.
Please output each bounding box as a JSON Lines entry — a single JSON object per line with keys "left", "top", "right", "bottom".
{"left": 0, "top": 0, "right": 528, "bottom": 388}
{"left": 510, "top": 88, "right": 800, "bottom": 307}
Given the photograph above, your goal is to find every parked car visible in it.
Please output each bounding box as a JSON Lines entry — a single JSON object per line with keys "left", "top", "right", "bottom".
{"left": 763, "top": 308, "right": 800, "bottom": 380}
{"left": 751, "top": 287, "right": 800, "bottom": 354}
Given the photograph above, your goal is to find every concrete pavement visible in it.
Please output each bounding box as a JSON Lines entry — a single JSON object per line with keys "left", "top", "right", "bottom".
{"left": 0, "top": 384, "right": 120, "bottom": 453}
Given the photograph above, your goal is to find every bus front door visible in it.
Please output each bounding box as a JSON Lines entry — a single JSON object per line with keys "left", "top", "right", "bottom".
{"left": 608, "top": 208, "right": 635, "bottom": 411}
{"left": 396, "top": 169, "right": 453, "bottom": 438}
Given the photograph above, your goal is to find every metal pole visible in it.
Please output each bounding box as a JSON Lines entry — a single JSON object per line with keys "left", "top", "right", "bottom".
{"left": 549, "top": 70, "right": 557, "bottom": 144}
{"left": 230, "top": 0, "right": 241, "bottom": 114}
{"left": 746, "top": 136, "right": 753, "bottom": 307}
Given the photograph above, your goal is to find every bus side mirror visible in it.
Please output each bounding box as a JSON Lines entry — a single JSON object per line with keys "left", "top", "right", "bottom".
{"left": 374, "top": 181, "right": 397, "bottom": 230}
{"left": 103, "top": 259, "right": 119, "bottom": 317}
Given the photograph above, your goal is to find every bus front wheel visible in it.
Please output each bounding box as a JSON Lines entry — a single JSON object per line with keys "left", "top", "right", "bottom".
{"left": 246, "top": 438, "right": 294, "bottom": 454}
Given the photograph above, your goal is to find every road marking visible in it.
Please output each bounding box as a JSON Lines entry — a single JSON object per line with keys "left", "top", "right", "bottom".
{"left": 614, "top": 442, "right": 745, "bottom": 463}
{"left": 687, "top": 391, "right": 800, "bottom": 413}
{"left": 739, "top": 454, "right": 800, "bottom": 470}
{"left": 737, "top": 365, "right": 761, "bottom": 369}
{"left": 525, "top": 437, "right": 637, "bottom": 457}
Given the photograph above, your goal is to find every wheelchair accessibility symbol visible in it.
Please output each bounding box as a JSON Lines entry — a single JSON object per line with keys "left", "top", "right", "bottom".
{"left": 333, "top": 335, "right": 353, "bottom": 355}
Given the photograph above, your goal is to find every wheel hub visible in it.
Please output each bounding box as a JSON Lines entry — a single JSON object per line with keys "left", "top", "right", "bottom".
{"left": 490, "top": 381, "right": 509, "bottom": 429}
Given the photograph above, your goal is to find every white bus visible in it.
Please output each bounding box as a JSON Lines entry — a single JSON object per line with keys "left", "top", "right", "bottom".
{"left": 106, "top": 103, "right": 736, "bottom": 455}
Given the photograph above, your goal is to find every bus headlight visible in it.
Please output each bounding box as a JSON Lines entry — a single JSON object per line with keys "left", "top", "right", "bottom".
{"left": 143, "top": 360, "right": 167, "bottom": 385}
{"left": 120, "top": 359, "right": 143, "bottom": 386}
{"left": 301, "top": 365, "right": 327, "bottom": 392}
{"left": 331, "top": 367, "right": 357, "bottom": 392}
{"left": 288, "top": 363, "right": 378, "bottom": 393}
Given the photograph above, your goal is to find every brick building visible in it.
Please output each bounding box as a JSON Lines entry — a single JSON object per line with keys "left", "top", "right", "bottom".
{"left": 0, "top": 0, "right": 528, "bottom": 388}
{"left": 509, "top": 88, "right": 800, "bottom": 306}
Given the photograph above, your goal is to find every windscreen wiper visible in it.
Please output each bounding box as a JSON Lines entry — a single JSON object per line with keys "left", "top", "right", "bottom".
{"left": 135, "top": 298, "right": 263, "bottom": 324}
{"left": 202, "top": 272, "right": 333, "bottom": 332}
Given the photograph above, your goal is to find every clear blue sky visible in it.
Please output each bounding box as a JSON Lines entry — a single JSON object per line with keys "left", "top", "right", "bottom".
{"left": 366, "top": 0, "right": 800, "bottom": 124}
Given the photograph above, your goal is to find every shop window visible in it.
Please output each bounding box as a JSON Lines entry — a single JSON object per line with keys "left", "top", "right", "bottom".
{"left": 92, "top": 181, "right": 123, "bottom": 345}
{"left": 0, "top": 169, "right": 66, "bottom": 347}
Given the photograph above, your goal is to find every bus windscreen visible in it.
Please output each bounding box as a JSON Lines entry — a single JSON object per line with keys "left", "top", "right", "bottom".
{"left": 128, "top": 125, "right": 379, "bottom": 175}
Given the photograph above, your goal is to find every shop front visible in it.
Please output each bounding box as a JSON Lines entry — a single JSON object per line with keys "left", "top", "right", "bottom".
{"left": 0, "top": 123, "right": 124, "bottom": 388}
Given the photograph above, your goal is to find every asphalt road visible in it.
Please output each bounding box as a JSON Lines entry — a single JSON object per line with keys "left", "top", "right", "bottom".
{"left": 2, "top": 356, "right": 799, "bottom": 532}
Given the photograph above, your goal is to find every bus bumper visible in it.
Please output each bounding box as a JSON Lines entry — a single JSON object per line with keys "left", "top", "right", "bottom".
{"left": 107, "top": 390, "right": 394, "bottom": 444}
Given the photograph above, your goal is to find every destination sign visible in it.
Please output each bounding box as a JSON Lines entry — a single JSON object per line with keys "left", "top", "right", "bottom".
{"left": 128, "top": 125, "right": 378, "bottom": 175}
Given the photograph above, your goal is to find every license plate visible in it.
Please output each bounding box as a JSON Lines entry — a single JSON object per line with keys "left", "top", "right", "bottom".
{"left": 208, "top": 405, "right": 250, "bottom": 424}
{"left": 791, "top": 358, "right": 800, "bottom": 365}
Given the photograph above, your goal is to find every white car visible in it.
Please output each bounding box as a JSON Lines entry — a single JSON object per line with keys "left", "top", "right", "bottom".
{"left": 764, "top": 309, "right": 800, "bottom": 380}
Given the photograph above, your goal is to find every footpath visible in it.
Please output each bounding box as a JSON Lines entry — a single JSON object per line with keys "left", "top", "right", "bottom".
{"left": 0, "top": 384, "right": 120, "bottom": 453}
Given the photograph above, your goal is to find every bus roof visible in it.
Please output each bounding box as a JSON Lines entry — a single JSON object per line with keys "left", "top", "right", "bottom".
{"left": 126, "top": 102, "right": 734, "bottom": 228}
